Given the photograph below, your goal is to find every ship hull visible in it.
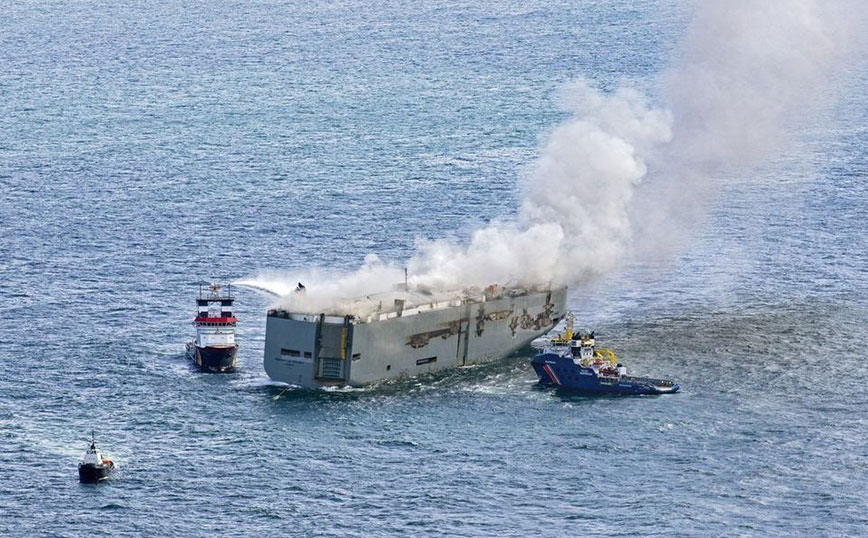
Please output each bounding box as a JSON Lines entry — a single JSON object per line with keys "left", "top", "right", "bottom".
{"left": 187, "top": 342, "right": 238, "bottom": 373}
{"left": 78, "top": 462, "right": 114, "bottom": 483}
{"left": 264, "top": 287, "right": 567, "bottom": 388}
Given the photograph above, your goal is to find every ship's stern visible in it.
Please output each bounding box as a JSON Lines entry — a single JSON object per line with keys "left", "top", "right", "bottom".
{"left": 264, "top": 311, "right": 354, "bottom": 388}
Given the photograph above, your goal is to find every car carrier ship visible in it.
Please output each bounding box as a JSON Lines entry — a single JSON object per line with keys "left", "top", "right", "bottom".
{"left": 264, "top": 284, "right": 567, "bottom": 388}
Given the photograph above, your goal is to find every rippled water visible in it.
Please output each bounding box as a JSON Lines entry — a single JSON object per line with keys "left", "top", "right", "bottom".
{"left": 1, "top": 1, "right": 867, "bottom": 536}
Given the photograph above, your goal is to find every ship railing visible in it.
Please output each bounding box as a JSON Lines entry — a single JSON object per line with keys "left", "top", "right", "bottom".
{"left": 365, "top": 299, "right": 460, "bottom": 322}
{"left": 198, "top": 282, "right": 234, "bottom": 300}
{"left": 622, "top": 375, "right": 675, "bottom": 387}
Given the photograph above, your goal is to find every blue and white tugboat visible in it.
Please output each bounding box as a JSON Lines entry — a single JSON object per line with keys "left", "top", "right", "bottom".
{"left": 531, "top": 314, "right": 679, "bottom": 395}
{"left": 186, "top": 283, "right": 238, "bottom": 372}
{"left": 78, "top": 432, "right": 114, "bottom": 483}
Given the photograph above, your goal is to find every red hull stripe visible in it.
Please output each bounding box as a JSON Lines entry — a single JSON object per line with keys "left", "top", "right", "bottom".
{"left": 542, "top": 364, "right": 560, "bottom": 385}
{"left": 194, "top": 316, "right": 237, "bottom": 323}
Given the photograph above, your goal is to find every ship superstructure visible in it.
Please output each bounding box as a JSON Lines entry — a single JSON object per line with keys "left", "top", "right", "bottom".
{"left": 264, "top": 284, "right": 567, "bottom": 388}
{"left": 186, "top": 283, "right": 238, "bottom": 372}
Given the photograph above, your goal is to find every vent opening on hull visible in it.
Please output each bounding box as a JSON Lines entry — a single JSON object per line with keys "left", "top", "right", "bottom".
{"left": 416, "top": 356, "right": 437, "bottom": 365}
{"left": 317, "top": 357, "right": 344, "bottom": 380}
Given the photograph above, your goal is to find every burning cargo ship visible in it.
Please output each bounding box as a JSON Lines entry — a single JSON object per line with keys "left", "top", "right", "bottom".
{"left": 264, "top": 284, "right": 567, "bottom": 388}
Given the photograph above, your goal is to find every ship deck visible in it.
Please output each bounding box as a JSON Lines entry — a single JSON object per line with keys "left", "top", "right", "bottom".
{"left": 268, "top": 285, "right": 551, "bottom": 324}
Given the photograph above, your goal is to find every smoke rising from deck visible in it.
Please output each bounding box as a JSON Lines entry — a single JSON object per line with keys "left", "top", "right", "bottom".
{"left": 240, "top": 255, "right": 405, "bottom": 315}
{"left": 242, "top": 0, "right": 866, "bottom": 310}
{"left": 407, "top": 81, "right": 672, "bottom": 290}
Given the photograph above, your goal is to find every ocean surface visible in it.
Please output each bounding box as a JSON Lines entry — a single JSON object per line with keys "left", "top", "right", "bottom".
{"left": 2, "top": 1, "right": 867, "bottom": 536}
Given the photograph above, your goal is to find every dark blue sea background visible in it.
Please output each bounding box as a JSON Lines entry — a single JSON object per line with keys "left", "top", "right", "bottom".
{"left": 1, "top": 1, "right": 866, "bottom": 536}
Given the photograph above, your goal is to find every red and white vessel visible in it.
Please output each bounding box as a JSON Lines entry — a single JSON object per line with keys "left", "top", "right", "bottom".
{"left": 186, "top": 283, "right": 238, "bottom": 372}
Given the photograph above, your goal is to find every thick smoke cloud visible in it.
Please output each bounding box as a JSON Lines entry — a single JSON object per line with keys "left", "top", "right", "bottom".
{"left": 241, "top": 0, "right": 866, "bottom": 310}
{"left": 408, "top": 81, "right": 672, "bottom": 290}
{"left": 633, "top": 0, "right": 866, "bottom": 253}
{"left": 669, "top": 0, "right": 862, "bottom": 165}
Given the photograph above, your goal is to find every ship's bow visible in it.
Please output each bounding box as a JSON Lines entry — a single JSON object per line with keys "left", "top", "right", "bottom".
{"left": 196, "top": 345, "right": 238, "bottom": 372}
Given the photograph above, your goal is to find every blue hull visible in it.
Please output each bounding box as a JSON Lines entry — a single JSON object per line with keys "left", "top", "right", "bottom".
{"left": 532, "top": 352, "right": 678, "bottom": 395}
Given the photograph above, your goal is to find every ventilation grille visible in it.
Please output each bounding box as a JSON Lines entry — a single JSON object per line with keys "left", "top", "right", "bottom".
{"left": 318, "top": 357, "right": 344, "bottom": 379}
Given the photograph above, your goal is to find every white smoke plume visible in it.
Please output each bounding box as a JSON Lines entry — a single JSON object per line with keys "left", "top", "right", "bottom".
{"left": 241, "top": 0, "right": 866, "bottom": 310}
{"left": 408, "top": 82, "right": 672, "bottom": 289}
{"left": 633, "top": 0, "right": 866, "bottom": 252}
{"left": 240, "top": 84, "right": 671, "bottom": 309}
{"left": 669, "top": 0, "right": 863, "bottom": 165}
{"left": 238, "top": 254, "right": 405, "bottom": 313}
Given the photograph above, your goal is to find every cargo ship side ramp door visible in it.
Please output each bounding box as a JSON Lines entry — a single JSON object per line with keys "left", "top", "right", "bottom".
{"left": 315, "top": 315, "right": 352, "bottom": 383}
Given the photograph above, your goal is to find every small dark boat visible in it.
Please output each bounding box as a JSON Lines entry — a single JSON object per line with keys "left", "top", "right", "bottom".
{"left": 531, "top": 314, "right": 679, "bottom": 395}
{"left": 78, "top": 433, "right": 115, "bottom": 483}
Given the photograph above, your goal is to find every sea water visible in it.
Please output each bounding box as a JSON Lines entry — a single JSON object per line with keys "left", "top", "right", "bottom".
{"left": 1, "top": 1, "right": 866, "bottom": 536}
